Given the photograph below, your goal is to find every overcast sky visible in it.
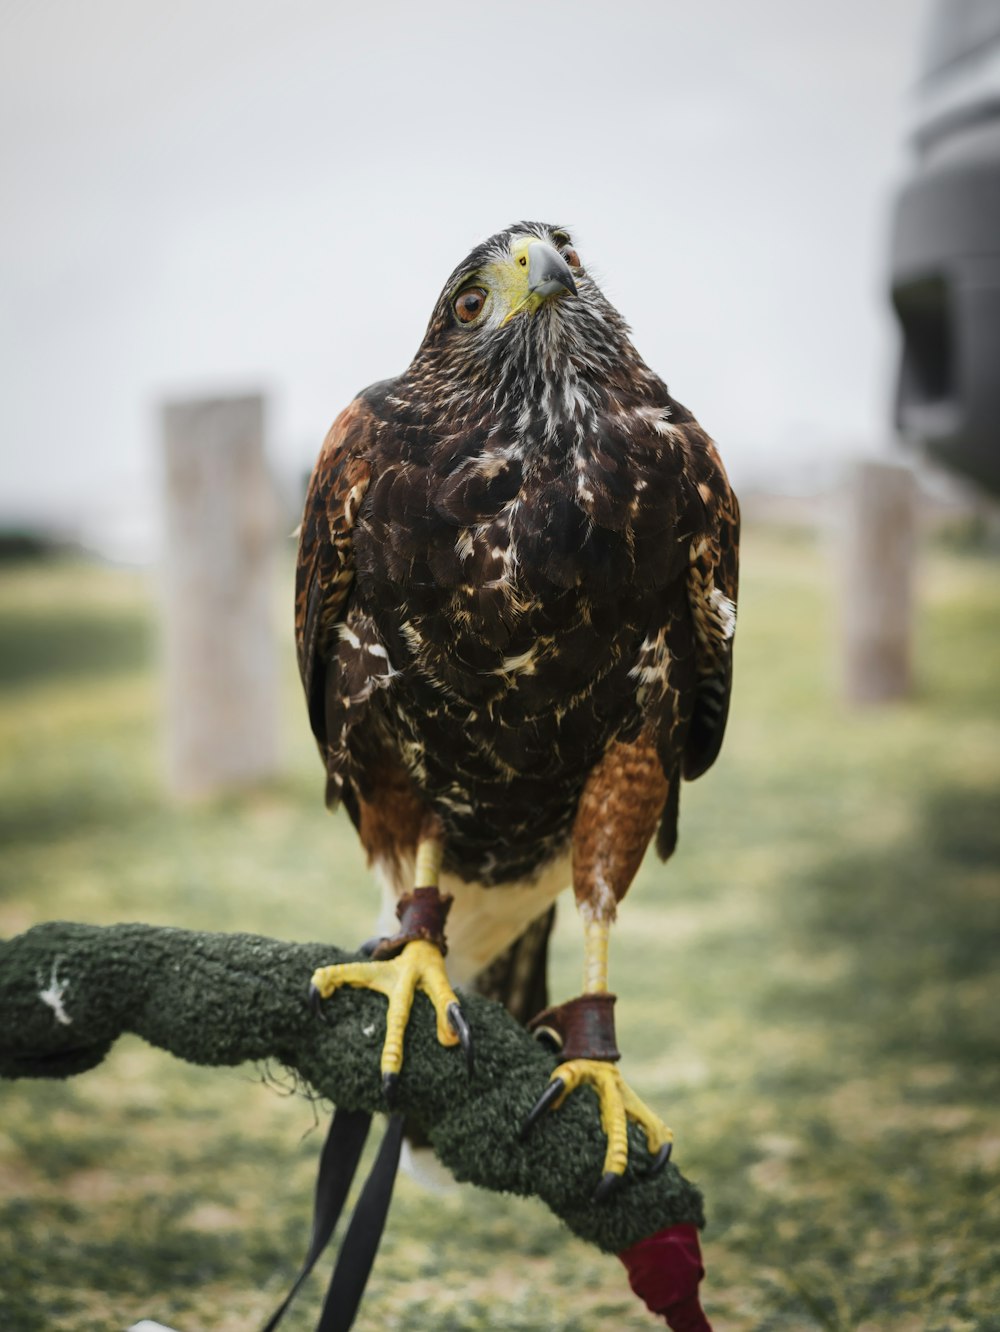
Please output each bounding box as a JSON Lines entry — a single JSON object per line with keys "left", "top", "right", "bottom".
{"left": 1, "top": 0, "right": 927, "bottom": 552}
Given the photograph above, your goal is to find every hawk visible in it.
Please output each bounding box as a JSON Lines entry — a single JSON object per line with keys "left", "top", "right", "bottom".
{"left": 297, "top": 222, "right": 739, "bottom": 1195}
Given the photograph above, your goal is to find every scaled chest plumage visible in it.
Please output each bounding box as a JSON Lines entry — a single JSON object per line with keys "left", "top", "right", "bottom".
{"left": 342, "top": 376, "right": 700, "bottom": 882}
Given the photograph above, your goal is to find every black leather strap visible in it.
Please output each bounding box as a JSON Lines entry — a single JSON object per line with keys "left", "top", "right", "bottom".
{"left": 316, "top": 1113, "right": 405, "bottom": 1331}
{"left": 262, "top": 1108, "right": 404, "bottom": 1332}
{"left": 261, "top": 1106, "right": 371, "bottom": 1332}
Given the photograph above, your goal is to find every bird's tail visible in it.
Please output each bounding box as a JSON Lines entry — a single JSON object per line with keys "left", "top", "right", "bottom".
{"left": 466, "top": 904, "right": 556, "bottom": 1025}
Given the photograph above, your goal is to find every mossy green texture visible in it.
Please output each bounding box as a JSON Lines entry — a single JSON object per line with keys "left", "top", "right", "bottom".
{"left": 0, "top": 920, "right": 703, "bottom": 1254}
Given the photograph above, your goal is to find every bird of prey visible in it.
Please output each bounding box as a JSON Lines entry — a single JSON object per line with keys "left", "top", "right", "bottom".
{"left": 297, "top": 221, "right": 739, "bottom": 1195}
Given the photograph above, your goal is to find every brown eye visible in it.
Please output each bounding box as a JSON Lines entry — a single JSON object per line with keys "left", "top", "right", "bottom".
{"left": 552, "top": 232, "right": 580, "bottom": 267}
{"left": 454, "top": 286, "right": 487, "bottom": 323}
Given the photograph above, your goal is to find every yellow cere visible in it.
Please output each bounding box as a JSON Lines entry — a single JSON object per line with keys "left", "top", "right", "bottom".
{"left": 478, "top": 236, "right": 547, "bottom": 326}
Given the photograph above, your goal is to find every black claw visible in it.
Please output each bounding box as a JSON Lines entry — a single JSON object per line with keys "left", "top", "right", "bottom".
{"left": 519, "top": 1077, "right": 566, "bottom": 1141}
{"left": 649, "top": 1142, "right": 673, "bottom": 1175}
{"left": 382, "top": 1072, "right": 399, "bottom": 1107}
{"left": 531, "top": 1024, "right": 564, "bottom": 1055}
{"left": 357, "top": 935, "right": 385, "bottom": 958}
{"left": 593, "top": 1171, "right": 624, "bottom": 1204}
{"left": 447, "top": 1002, "right": 474, "bottom": 1076}
{"left": 308, "top": 983, "right": 327, "bottom": 1022}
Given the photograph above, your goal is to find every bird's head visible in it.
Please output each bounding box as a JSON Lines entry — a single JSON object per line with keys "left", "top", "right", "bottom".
{"left": 443, "top": 225, "right": 581, "bottom": 330}
{"left": 406, "top": 222, "right": 643, "bottom": 430}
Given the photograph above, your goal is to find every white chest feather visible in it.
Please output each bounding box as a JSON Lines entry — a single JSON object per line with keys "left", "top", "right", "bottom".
{"left": 374, "top": 852, "right": 570, "bottom": 987}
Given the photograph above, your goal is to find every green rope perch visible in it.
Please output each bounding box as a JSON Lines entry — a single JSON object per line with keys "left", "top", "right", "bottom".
{"left": 0, "top": 920, "right": 704, "bottom": 1256}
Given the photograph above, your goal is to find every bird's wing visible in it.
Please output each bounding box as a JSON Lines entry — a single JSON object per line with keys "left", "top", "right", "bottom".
{"left": 682, "top": 430, "right": 741, "bottom": 781}
{"left": 294, "top": 397, "right": 374, "bottom": 755}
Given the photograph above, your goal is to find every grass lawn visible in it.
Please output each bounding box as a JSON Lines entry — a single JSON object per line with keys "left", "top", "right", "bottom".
{"left": 0, "top": 525, "right": 998, "bottom": 1331}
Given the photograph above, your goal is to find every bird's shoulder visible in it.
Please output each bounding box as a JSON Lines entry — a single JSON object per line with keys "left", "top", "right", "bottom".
{"left": 670, "top": 410, "right": 739, "bottom": 782}
{"left": 633, "top": 391, "right": 738, "bottom": 544}
{"left": 295, "top": 390, "right": 389, "bottom": 736}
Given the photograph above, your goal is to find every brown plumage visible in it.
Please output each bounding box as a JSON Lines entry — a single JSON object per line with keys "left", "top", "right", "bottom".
{"left": 297, "top": 222, "right": 739, "bottom": 1168}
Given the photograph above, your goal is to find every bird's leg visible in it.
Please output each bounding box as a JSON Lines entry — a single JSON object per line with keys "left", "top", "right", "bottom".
{"left": 525, "top": 907, "right": 673, "bottom": 1198}
{"left": 310, "top": 820, "right": 471, "bottom": 1102}
{"left": 523, "top": 736, "right": 673, "bottom": 1199}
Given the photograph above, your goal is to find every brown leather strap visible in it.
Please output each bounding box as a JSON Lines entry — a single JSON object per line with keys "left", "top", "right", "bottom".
{"left": 371, "top": 887, "right": 453, "bottom": 960}
{"left": 528, "top": 992, "right": 621, "bottom": 1062}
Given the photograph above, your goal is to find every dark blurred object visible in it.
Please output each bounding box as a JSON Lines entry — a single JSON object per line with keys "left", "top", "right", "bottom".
{"left": 0, "top": 528, "right": 66, "bottom": 563}
{"left": 890, "top": 0, "right": 1000, "bottom": 495}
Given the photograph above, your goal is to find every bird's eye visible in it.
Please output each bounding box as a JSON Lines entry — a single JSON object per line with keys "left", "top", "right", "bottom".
{"left": 552, "top": 232, "right": 580, "bottom": 268}
{"left": 454, "top": 286, "right": 488, "bottom": 323}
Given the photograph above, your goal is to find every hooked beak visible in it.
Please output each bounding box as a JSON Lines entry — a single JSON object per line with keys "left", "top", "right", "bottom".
{"left": 527, "top": 240, "right": 577, "bottom": 299}
{"left": 500, "top": 238, "right": 578, "bottom": 325}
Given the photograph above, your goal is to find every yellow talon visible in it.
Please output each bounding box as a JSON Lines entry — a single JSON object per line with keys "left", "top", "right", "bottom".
{"left": 546, "top": 1058, "right": 673, "bottom": 1180}
{"left": 310, "top": 938, "right": 460, "bottom": 1081}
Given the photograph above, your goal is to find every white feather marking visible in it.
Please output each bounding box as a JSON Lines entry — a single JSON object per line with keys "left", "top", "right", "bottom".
{"left": 629, "top": 629, "right": 671, "bottom": 699}
{"left": 401, "top": 621, "right": 423, "bottom": 650}
{"left": 578, "top": 871, "right": 616, "bottom": 923}
{"left": 630, "top": 663, "right": 667, "bottom": 686}
{"left": 493, "top": 642, "right": 539, "bottom": 676}
{"left": 710, "top": 587, "right": 737, "bottom": 640}
{"left": 38, "top": 958, "right": 72, "bottom": 1026}
{"left": 628, "top": 404, "right": 680, "bottom": 438}
{"left": 345, "top": 482, "right": 365, "bottom": 524}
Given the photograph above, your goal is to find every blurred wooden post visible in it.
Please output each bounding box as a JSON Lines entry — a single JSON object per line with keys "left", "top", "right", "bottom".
{"left": 161, "top": 394, "right": 280, "bottom": 796}
{"left": 840, "top": 459, "right": 917, "bottom": 704}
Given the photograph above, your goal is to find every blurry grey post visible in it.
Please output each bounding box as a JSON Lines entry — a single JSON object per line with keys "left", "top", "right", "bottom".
{"left": 840, "top": 460, "right": 916, "bottom": 706}
{"left": 161, "top": 393, "right": 280, "bottom": 797}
